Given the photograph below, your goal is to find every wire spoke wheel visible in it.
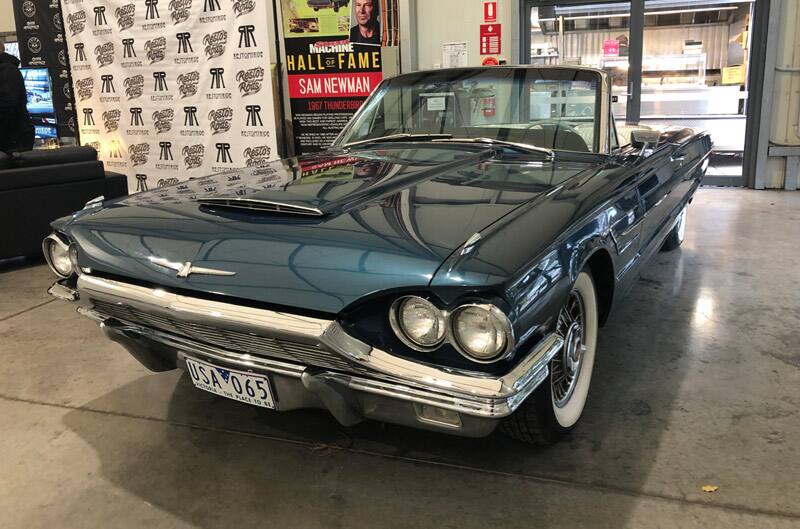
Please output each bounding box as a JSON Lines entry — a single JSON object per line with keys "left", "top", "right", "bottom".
{"left": 552, "top": 290, "right": 587, "bottom": 408}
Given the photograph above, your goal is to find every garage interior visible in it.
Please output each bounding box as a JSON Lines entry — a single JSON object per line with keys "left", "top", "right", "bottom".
{"left": 2, "top": 0, "right": 800, "bottom": 528}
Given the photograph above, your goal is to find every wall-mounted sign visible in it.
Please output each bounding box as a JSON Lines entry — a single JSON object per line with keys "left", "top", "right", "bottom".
{"left": 482, "top": 56, "right": 499, "bottom": 66}
{"left": 281, "top": 0, "right": 386, "bottom": 155}
{"left": 603, "top": 39, "right": 620, "bottom": 57}
{"left": 442, "top": 42, "right": 468, "bottom": 68}
{"left": 483, "top": 2, "right": 497, "bottom": 23}
{"left": 479, "top": 24, "right": 501, "bottom": 55}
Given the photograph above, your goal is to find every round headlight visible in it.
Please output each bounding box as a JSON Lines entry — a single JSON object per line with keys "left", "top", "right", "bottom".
{"left": 390, "top": 296, "right": 446, "bottom": 350}
{"left": 452, "top": 305, "right": 512, "bottom": 362}
{"left": 43, "top": 235, "right": 74, "bottom": 277}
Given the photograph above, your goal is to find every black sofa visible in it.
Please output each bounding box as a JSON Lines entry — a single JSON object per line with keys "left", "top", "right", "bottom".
{"left": 0, "top": 146, "right": 128, "bottom": 260}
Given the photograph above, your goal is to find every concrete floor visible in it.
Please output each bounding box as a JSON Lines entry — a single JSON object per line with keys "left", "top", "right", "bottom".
{"left": 1, "top": 188, "right": 799, "bottom": 529}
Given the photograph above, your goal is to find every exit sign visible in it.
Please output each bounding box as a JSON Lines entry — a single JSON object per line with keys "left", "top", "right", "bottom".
{"left": 484, "top": 2, "right": 497, "bottom": 22}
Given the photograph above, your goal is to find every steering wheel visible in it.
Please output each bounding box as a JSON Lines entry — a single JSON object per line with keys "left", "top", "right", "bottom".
{"left": 525, "top": 119, "right": 581, "bottom": 136}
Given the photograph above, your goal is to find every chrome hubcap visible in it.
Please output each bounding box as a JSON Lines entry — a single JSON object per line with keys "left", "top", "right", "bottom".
{"left": 552, "top": 291, "right": 586, "bottom": 408}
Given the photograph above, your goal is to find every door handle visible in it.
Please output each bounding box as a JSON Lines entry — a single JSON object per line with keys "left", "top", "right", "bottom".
{"left": 671, "top": 152, "right": 686, "bottom": 163}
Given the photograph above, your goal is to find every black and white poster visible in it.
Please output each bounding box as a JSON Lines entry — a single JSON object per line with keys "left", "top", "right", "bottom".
{"left": 13, "top": 0, "right": 78, "bottom": 139}
{"left": 60, "top": 0, "right": 278, "bottom": 192}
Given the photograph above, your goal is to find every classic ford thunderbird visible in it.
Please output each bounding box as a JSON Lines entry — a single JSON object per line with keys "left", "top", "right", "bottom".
{"left": 45, "top": 66, "right": 711, "bottom": 444}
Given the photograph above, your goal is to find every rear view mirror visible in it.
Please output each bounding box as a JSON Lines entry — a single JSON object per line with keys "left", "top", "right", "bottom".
{"left": 631, "top": 129, "right": 661, "bottom": 150}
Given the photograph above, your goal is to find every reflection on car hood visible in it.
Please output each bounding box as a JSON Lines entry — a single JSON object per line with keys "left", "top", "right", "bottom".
{"left": 64, "top": 147, "right": 591, "bottom": 314}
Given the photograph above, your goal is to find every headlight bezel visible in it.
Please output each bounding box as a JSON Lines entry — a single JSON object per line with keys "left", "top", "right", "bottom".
{"left": 449, "top": 303, "right": 515, "bottom": 363}
{"left": 388, "top": 295, "right": 515, "bottom": 363}
{"left": 389, "top": 295, "right": 447, "bottom": 352}
{"left": 42, "top": 233, "right": 75, "bottom": 278}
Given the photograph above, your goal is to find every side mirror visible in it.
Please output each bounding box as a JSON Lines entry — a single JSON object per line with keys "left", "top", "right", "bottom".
{"left": 631, "top": 129, "right": 661, "bottom": 151}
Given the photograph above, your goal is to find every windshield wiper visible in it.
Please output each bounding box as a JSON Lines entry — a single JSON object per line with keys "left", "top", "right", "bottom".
{"left": 432, "top": 137, "right": 554, "bottom": 161}
{"left": 344, "top": 133, "right": 453, "bottom": 148}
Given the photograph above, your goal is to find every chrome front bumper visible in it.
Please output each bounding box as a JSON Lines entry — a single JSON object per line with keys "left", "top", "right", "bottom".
{"left": 50, "top": 275, "right": 563, "bottom": 437}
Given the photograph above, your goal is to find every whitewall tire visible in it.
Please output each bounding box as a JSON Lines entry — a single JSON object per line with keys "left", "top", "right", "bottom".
{"left": 502, "top": 269, "right": 599, "bottom": 445}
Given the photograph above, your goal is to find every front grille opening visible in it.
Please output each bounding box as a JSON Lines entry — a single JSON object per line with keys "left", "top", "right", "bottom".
{"left": 91, "top": 299, "right": 359, "bottom": 374}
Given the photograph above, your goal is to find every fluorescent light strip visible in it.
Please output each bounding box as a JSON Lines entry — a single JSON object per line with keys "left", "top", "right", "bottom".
{"left": 539, "top": 6, "right": 737, "bottom": 22}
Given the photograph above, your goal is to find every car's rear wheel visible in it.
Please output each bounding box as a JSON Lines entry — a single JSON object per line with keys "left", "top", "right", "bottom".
{"left": 661, "top": 205, "right": 687, "bottom": 251}
{"left": 501, "top": 269, "right": 598, "bottom": 445}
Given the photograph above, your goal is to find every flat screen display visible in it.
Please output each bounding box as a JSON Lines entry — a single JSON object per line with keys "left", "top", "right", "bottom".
{"left": 20, "top": 68, "right": 58, "bottom": 139}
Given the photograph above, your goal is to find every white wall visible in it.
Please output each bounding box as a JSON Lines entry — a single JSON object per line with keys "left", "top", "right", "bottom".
{"left": 0, "top": 0, "right": 15, "bottom": 34}
{"left": 415, "top": 0, "right": 513, "bottom": 70}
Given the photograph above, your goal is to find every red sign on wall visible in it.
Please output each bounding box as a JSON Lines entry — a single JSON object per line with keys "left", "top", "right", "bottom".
{"left": 484, "top": 2, "right": 497, "bottom": 22}
{"left": 480, "top": 24, "right": 502, "bottom": 55}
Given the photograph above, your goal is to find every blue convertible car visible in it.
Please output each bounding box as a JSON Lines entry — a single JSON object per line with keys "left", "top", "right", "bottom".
{"left": 45, "top": 66, "right": 711, "bottom": 444}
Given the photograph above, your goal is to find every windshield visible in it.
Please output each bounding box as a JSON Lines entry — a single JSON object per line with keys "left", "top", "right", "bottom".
{"left": 336, "top": 68, "right": 602, "bottom": 153}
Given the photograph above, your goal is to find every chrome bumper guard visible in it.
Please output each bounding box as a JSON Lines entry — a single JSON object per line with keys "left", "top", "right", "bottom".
{"left": 53, "top": 275, "right": 563, "bottom": 432}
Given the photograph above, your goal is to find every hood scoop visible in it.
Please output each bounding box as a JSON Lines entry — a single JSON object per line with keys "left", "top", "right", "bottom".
{"left": 197, "top": 198, "right": 325, "bottom": 217}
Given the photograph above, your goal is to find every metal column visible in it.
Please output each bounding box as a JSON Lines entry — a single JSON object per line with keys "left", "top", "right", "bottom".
{"left": 626, "top": 0, "right": 644, "bottom": 125}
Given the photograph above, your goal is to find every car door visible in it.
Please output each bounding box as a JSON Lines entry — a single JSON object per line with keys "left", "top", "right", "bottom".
{"left": 636, "top": 146, "right": 682, "bottom": 254}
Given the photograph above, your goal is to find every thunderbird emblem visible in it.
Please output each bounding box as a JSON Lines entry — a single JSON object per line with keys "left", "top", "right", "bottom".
{"left": 148, "top": 256, "right": 236, "bottom": 278}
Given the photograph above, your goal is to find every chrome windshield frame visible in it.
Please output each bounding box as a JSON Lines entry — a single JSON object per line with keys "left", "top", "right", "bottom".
{"left": 332, "top": 66, "right": 612, "bottom": 155}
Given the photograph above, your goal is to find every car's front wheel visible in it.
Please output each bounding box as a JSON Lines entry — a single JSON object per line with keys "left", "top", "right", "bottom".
{"left": 501, "top": 269, "right": 598, "bottom": 445}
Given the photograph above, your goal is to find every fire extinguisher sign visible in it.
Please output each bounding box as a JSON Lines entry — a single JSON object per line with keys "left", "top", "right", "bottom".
{"left": 484, "top": 2, "right": 497, "bottom": 22}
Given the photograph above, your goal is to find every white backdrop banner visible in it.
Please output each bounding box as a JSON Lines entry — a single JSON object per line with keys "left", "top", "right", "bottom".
{"left": 60, "top": 0, "right": 278, "bottom": 192}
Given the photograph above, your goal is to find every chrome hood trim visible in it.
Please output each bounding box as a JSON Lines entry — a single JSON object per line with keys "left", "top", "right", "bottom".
{"left": 197, "top": 198, "right": 325, "bottom": 217}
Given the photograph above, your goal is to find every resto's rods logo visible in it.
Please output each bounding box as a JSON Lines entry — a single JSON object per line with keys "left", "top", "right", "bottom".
{"left": 236, "top": 66, "right": 264, "bottom": 96}
{"left": 124, "top": 74, "right": 145, "bottom": 99}
{"left": 103, "top": 109, "right": 121, "bottom": 132}
{"left": 153, "top": 109, "right": 175, "bottom": 133}
{"left": 129, "top": 143, "right": 150, "bottom": 166}
{"left": 94, "top": 42, "right": 114, "bottom": 67}
{"left": 68, "top": 11, "right": 86, "bottom": 35}
{"left": 75, "top": 77, "right": 94, "bottom": 100}
{"left": 203, "top": 30, "right": 227, "bottom": 59}
{"left": 115, "top": 3, "right": 135, "bottom": 30}
{"left": 177, "top": 71, "right": 200, "bottom": 98}
{"left": 208, "top": 107, "right": 233, "bottom": 134}
{"left": 145, "top": 37, "right": 167, "bottom": 64}
{"left": 232, "top": 0, "right": 255, "bottom": 17}
{"left": 244, "top": 145, "right": 271, "bottom": 167}
{"left": 182, "top": 144, "right": 204, "bottom": 169}
{"left": 169, "top": 0, "right": 192, "bottom": 24}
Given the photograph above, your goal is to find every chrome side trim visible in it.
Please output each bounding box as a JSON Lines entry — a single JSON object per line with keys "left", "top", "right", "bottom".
{"left": 68, "top": 275, "right": 562, "bottom": 410}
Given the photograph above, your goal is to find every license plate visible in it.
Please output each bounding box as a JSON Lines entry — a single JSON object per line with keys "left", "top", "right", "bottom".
{"left": 185, "top": 357, "right": 275, "bottom": 409}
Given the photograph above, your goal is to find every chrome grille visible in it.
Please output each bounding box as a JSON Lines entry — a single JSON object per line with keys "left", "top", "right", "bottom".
{"left": 90, "top": 299, "right": 358, "bottom": 373}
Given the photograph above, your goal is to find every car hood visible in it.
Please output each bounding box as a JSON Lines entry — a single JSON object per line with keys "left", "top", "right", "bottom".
{"left": 62, "top": 147, "right": 590, "bottom": 314}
